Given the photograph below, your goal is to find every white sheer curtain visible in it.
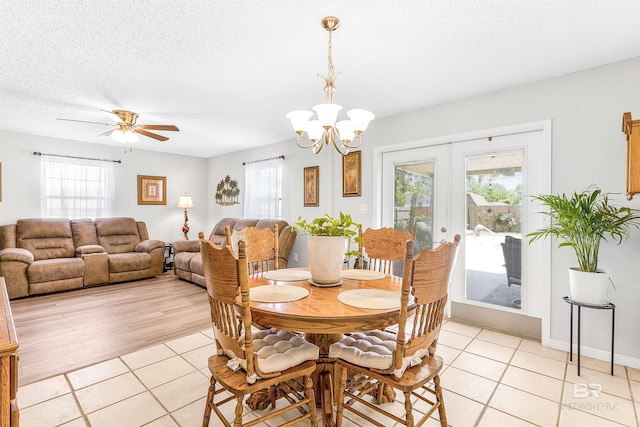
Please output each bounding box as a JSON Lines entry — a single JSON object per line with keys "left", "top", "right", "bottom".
{"left": 244, "top": 157, "right": 283, "bottom": 219}
{"left": 41, "top": 155, "right": 115, "bottom": 219}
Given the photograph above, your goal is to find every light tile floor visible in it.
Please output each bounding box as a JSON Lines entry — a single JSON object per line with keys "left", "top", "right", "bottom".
{"left": 17, "top": 320, "right": 640, "bottom": 426}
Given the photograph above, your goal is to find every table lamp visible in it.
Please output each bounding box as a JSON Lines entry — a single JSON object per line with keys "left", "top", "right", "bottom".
{"left": 177, "top": 193, "right": 194, "bottom": 240}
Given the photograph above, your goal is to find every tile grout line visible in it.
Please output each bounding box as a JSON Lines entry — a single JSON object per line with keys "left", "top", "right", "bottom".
{"left": 62, "top": 371, "right": 90, "bottom": 427}
{"left": 556, "top": 350, "right": 569, "bottom": 427}
{"left": 470, "top": 331, "right": 525, "bottom": 427}
{"left": 625, "top": 366, "right": 640, "bottom": 427}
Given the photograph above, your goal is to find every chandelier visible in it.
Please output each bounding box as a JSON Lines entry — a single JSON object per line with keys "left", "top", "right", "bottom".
{"left": 286, "top": 16, "right": 374, "bottom": 156}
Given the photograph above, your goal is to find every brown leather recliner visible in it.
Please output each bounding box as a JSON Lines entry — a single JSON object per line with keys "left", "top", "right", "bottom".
{"left": 172, "top": 218, "right": 296, "bottom": 287}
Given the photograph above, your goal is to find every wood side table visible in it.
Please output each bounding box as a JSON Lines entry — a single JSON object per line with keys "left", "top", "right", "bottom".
{"left": 0, "top": 278, "right": 19, "bottom": 426}
{"left": 163, "top": 244, "right": 174, "bottom": 272}
{"left": 563, "top": 296, "right": 615, "bottom": 376}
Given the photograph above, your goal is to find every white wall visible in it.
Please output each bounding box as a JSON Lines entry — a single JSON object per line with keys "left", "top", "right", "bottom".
{"left": 0, "top": 131, "right": 208, "bottom": 244}
{"left": 2, "top": 56, "right": 639, "bottom": 366}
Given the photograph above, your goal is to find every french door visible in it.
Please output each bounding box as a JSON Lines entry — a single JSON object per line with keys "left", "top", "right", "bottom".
{"left": 378, "top": 122, "right": 551, "bottom": 324}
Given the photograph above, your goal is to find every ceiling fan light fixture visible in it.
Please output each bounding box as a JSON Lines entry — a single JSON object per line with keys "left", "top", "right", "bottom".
{"left": 124, "top": 129, "right": 139, "bottom": 143}
{"left": 110, "top": 129, "right": 127, "bottom": 144}
{"left": 59, "top": 109, "right": 179, "bottom": 143}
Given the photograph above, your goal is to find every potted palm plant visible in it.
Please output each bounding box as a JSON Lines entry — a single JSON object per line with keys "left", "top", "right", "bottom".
{"left": 294, "top": 212, "right": 360, "bottom": 286}
{"left": 528, "top": 187, "right": 640, "bottom": 304}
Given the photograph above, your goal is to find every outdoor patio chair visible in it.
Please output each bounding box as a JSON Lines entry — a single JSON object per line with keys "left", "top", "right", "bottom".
{"left": 501, "top": 236, "right": 522, "bottom": 308}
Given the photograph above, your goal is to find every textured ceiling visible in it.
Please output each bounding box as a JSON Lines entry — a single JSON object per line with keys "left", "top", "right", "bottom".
{"left": 1, "top": 1, "right": 639, "bottom": 158}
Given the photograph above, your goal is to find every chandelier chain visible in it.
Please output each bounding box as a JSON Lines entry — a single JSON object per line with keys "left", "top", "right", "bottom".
{"left": 327, "top": 26, "right": 334, "bottom": 82}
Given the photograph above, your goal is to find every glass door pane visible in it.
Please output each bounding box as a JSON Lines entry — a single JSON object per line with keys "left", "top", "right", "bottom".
{"left": 393, "top": 161, "right": 435, "bottom": 251}
{"left": 465, "top": 150, "right": 523, "bottom": 309}
{"left": 381, "top": 145, "right": 450, "bottom": 250}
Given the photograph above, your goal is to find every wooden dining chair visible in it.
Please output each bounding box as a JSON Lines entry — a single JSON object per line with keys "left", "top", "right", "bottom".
{"left": 225, "top": 224, "right": 279, "bottom": 273}
{"left": 200, "top": 238, "right": 319, "bottom": 427}
{"left": 358, "top": 225, "right": 415, "bottom": 275}
{"left": 329, "top": 234, "right": 461, "bottom": 427}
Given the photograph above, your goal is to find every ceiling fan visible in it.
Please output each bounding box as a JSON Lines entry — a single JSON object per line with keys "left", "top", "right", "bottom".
{"left": 57, "top": 109, "right": 179, "bottom": 142}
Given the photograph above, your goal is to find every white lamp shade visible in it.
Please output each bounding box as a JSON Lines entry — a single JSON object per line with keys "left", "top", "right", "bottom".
{"left": 286, "top": 110, "right": 313, "bottom": 133}
{"left": 306, "top": 120, "right": 325, "bottom": 142}
{"left": 347, "top": 109, "right": 375, "bottom": 132}
{"left": 177, "top": 194, "right": 194, "bottom": 209}
{"left": 335, "top": 120, "right": 355, "bottom": 142}
{"left": 313, "top": 103, "right": 342, "bottom": 127}
{"left": 110, "top": 129, "right": 126, "bottom": 144}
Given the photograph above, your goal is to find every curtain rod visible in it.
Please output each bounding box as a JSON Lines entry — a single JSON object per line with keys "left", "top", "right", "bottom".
{"left": 33, "top": 151, "right": 122, "bottom": 164}
{"left": 242, "top": 155, "right": 285, "bottom": 166}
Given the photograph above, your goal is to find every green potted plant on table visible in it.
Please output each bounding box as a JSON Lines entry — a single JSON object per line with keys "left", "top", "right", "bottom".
{"left": 527, "top": 187, "right": 640, "bottom": 304}
{"left": 294, "top": 212, "right": 360, "bottom": 286}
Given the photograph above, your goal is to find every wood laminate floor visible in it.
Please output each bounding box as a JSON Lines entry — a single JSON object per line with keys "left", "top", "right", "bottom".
{"left": 10, "top": 272, "right": 210, "bottom": 386}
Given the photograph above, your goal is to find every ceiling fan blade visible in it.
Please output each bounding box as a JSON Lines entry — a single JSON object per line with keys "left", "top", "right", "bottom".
{"left": 139, "top": 124, "right": 179, "bottom": 131}
{"left": 99, "top": 129, "right": 117, "bottom": 137}
{"left": 138, "top": 129, "right": 169, "bottom": 142}
{"left": 100, "top": 109, "right": 123, "bottom": 123}
{"left": 57, "top": 118, "right": 113, "bottom": 126}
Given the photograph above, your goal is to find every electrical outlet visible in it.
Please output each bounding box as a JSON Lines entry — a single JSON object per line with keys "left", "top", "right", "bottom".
{"left": 293, "top": 253, "right": 298, "bottom": 262}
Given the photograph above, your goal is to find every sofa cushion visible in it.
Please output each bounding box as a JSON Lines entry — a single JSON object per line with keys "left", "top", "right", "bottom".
{"left": 190, "top": 254, "right": 204, "bottom": 277}
{"left": 211, "top": 218, "right": 238, "bottom": 239}
{"left": 233, "top": 219, "right": 259, "bottom": 232}
{"left": 174, "top": 251, "right": 199, "bottom": 271}
{"left": 255, "top": 219, "right": 289, "bottom": 233}
{"left": 27, "top": 257, "right": 84, "bottom": 284}
{"left": 17, "top": 219, "right": 75, "bottom": 261}
{"left": 71, "top": 219, "right": 99, "bottom": 247}
{"left": 108, "top": 252, "right": 152, "bottom": 273}
{"left": 95, "top": 218, "right": 141, "bottom": 254}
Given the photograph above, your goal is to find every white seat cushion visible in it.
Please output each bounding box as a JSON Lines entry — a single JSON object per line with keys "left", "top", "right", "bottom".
{"left": 229, "top": 328, "right": 319, "bottom": 376}
{"left": 329, "top": 330, "right": 428, "bottom": 378}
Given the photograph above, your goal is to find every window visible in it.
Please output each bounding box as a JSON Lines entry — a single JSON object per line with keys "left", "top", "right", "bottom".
{"left": 41, "top": 156, "right": 115, "bottom": 219}
{"left": 244, "top": 157, "right": 283, "bottom": 219}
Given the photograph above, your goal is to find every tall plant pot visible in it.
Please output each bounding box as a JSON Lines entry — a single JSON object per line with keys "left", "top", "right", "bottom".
{"left": 568, "top": 268, "right": 610, "bottom": 305}
{"left": 307, "top": 235, "right": 345, "bottom": 285}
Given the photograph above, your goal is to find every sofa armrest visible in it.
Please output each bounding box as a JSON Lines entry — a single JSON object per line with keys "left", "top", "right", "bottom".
{"left": 173, "top": 240, "right": 201, "bottom": 253}
{"left": 76, "top": 244, "right": 106, "bottom": 256}
{"left": 0, "top": 248, "right": 34, "bottom": 264}
{"left": 135, "top": 239, "right": 165, "bottom": 253}
{"left": 0, "top": 248, "right": 33, "bottom": 299}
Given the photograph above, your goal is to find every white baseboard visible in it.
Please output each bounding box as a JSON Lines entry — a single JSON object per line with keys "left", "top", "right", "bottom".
{"left": 548, "top": 338, "right": 640, "bottom": 370}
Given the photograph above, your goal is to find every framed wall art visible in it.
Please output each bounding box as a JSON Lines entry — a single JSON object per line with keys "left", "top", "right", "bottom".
{"left": 303, "top": 166, "right": 319, "bottom": 207}
{"left": 137, "top": 175, "right": 166, "bottom": 205}
{"left": 342, "top": 151, "right": 361, "bottom": 197}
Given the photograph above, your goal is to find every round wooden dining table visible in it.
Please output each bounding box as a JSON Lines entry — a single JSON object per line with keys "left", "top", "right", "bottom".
{"left": 244, "top": 268, "right": 412, "bottom": 426}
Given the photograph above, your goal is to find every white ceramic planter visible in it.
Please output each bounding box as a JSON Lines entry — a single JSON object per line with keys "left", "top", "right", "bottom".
{"left": 307, "top": 235, "right": 345, "bottom": 285}
{"left": 568, "top": 268, "right": 610, "bottom": 305}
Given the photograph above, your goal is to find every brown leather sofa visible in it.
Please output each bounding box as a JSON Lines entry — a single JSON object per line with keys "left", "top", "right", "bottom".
{"left": 173, "top": 218, "right": 296, "bottom": 287}
{"left": 0, "top": 217, "right": 165, "bottom": 299}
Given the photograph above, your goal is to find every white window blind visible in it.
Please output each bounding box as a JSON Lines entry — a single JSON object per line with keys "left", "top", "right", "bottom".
{"left": 244, "top": 157, "right": 283, "bottom": 219}
{"left": 41, "top": 156, "right": 115, "bottom": 219}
